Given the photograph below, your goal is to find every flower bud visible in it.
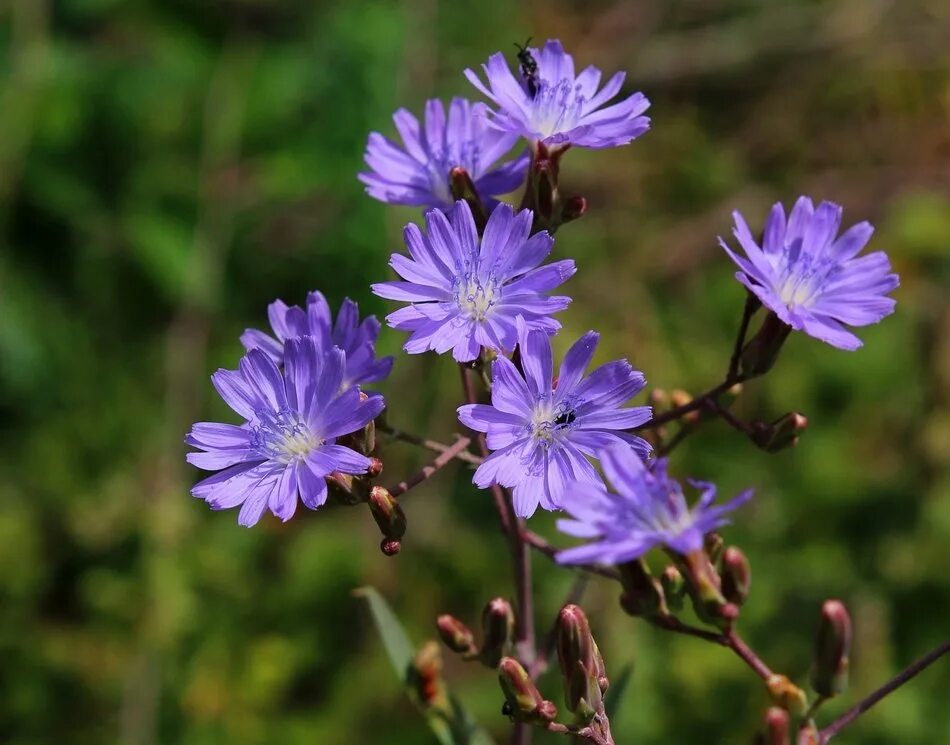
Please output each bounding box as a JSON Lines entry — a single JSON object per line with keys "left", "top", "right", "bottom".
{"left": 410, "top": 640, "right": 448, "bottom": 710}
{"left": 740, "top": 312, "right": 792, "bottom": 378}
{"left": 436, "top": 614, "right": 477, "bottom": 657}
{"left": 810, "top": 599, "right": 851, "bottom": 697}
{"left": 721, "top": 547, "right": 751, "bottom": 606}
{"left": 368, "top": 486, "right": 407, "bottom": 541}
{"left": 753, "top": 412, "right": 808, "bottom": 453}
{"left": 449, "top": 166, "right": 488, "bottom": 231}
{"left": 498, "top": 657, "right": 544, "bottom": 720}
{"left": 479, "top": 597, "right": 514, "bottom": 667}
{"left": 766, "top": 674, "right": 808, "bottom": 717}
{"left": 555, "top": 604, "right": 606, "bottom": 723}
{"left": 671, "top": 389, "right": 701, "bottom": 425}
{"left": 760, "top": 707, "right": 790, "bottom": 745}
{"left": 366, "top": 457, "right": 383, "bottom": 478}
{"left": 705, "top": 532, "right": 724, "bottom": 566}
{"left": 618, "top": 559, "right": 667, "bottom": 619}
{"left": 660, "top": 565, "right": 686, "bottom": 612}
{"left": 649, "top": 388, "right": 670, "bottom": 413}
{"left": 380, "top": 538, "right": 401, "bottom": 556}
{"left": 679, "top": 551, "right": 732, "bottom": 629}
{"left": 561, "top": 195, "right": 587, "bottom": 224}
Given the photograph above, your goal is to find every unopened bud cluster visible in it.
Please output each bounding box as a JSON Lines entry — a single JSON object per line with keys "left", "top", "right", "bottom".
{"left": 435, "top": 597, "right": 514, "bottom": 668}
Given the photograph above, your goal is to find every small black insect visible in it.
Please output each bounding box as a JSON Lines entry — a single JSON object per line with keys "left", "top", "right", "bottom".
{"left": 554, "top": 409, "right": 577, "bottom": 427}
{"left": 501, "top": 701, "right": 514, "bottom": 718}
{"left": 513, "top": 37, "right": 539, "bottom": 98}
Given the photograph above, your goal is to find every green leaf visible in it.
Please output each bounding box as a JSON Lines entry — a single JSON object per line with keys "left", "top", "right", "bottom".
{"left": 355, "top": 586, "right": 496, "bottom": 745}
{"left": 354, "top": 586, "right": 414, "bottom": 682}
{"left": 604, "top": 663, "right": 634, "bottom": 725}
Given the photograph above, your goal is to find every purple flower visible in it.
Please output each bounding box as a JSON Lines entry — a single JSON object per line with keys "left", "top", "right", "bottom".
{"left": 556, "top": 445, "right": 752, "bottom": 565}
{"left": 359, "top": 97, "right": 529, "bottom": 211}
{"left": 721, "top": 197, "right": 900, "bottom": 350}
{"left": 465, "top": 39, "right": 650, "bottom": 150}
{"left": 372, "top": 200, "right": 574, "bottom": 362}
{"left": 241, "top": 291, "right": 393, "bottom": 391}
{"left": 185, "top": 337, "right": 384, "bottom": 527}
{"left": 457, "top": 325, "right": 652, "bottom": 518}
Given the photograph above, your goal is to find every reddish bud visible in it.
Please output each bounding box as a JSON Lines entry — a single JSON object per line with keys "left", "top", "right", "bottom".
{"left": 436, "top": 615, "right": 477, "bottom": 657}
{"left": 555, "top": 604, "right": 606, "bottom": 724}
{"left": 380, "top": 538, "right": 401, "bottom": 556}
{"left": 561, "top": 195, "right": 587, "bottom": 224}
{"left": 761, "top": 707, "right": 791, "bottom": 745}
{"left": 810, "top": 599, "right": 852, "bottom": 697}
{"left": 721, "top": 546, "right": 751, "bottom": 606}
{"left": 479, "top": 597, "right": 514, "bottom": 667}
{"left": 366, "top": 457, "right": 383, "bottom": 478}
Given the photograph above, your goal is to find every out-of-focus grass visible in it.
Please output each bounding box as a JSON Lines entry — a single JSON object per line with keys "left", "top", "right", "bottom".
{"left": 0, "top": 1, "right": 948, "bottom": 743}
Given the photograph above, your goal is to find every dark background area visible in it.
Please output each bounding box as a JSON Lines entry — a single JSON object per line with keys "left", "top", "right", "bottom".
{"left": 1, "top": 1, "right": 948, "bottom": 742}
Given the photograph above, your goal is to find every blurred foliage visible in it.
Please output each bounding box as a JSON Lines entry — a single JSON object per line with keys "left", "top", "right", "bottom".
{"left": 1, "top": 1, "right": 949, "bottom": 743}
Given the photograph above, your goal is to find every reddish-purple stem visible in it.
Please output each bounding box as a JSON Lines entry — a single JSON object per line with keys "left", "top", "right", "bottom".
{"left": 819, "top": 641, "right": 949, "bottom": 743}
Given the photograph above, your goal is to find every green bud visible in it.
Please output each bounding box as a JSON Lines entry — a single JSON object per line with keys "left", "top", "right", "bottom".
{"left": 497, "top": 657, "right": 543, "bottom": 720}
{"left": 721, "top": 546, "right": 751, "bottom": 606}
{"left": 760, "top": 707, "right": 790, "bottom": 745}
{"left": 618, "top": 559, "right": 667, "bottom": 619}
{"left": 479, "top": 597, "right": 514, "bottom": 668}
{"left": 368, "top": 486, "right": 406, "bottom": 540}
{"left": 705, "top": 532, "right": 725, "bottom": 566}
{"left": 753, "top": 412, "right": 808, "bottom": 453}
{"left": 679, "top": 551, "right": 731, "bottom": 628}
{"left": 660, "top": 565, "right": 686, "bottom": 612}
{"left": 810, "top": 599, "right": 851, "bottom": 697}
{"left": 436, "top": 614, "right": 477, "bottom": 657}
{"left": 740, "top": 312, "right": 792, "bottom": 378}
{"left": 766, "top": 674, "right": 808, "bottom": 717}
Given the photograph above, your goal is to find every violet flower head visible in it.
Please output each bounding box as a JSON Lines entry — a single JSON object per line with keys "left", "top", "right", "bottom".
{"left": 372, "top": 200, "right": 574, "bottom": 362}
{"left": 186, "top": 338, "right": 384, "bottom": 527}
{"left": 241, "top": 291, "right": 393, "bottom": 391}
{"left": 458, "top": 325, "right": 652, "bottom": 519}
{"left": 721, "top": 197, "right": 899, "bottom": 350}
{"left": 556, "top": 445, "right": 752, "bottom": 565}
{"left": 465, "top": 39, "right": 650, "bottom": 150}
{"left": 359, "top": 97, "right": 529, "bottom": 211}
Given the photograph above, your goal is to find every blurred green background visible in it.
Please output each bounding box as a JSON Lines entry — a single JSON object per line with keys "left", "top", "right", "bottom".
{"left": 1, "top": 1, "right": 948, "bottom": 743}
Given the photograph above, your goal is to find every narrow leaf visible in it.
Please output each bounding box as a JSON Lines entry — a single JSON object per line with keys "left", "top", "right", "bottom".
{"left": 604, "top": 663, "right": 634, "bottom": 724}
{"left": 354, "top": 586, "right": 414, "bottom": 682}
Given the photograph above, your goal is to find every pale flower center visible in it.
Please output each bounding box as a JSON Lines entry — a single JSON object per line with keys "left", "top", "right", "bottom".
{"left": 455, "top": 272, "right": 499, "bottom": 322}
{"left": 774, "top": 251, "right": 838, "bottom": 310}
{"left": 252, "top": 408, "right": 323, "bottom": 464}
{"left": 530, "top": 79, "right": 587, "bottom": 137}
{"left": 528, "top": 398, "right": 577, "bottom": 448}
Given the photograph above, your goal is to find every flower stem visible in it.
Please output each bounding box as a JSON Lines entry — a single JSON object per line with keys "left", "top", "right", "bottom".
{"left": 387, "top": 435, "right": 474, "bottom": 498}
{"left": 459, "top": 364, "right": 536, "bottom": 664}
{"left": 819, "top": 640, "right": 950, "bottom": 743}
{"left": 724, "top": 628, "right": 773, "bottom": 680}
{"left": 377, "top": 422, "right": 484, "bottom": 466}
